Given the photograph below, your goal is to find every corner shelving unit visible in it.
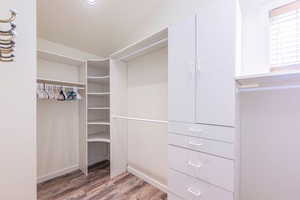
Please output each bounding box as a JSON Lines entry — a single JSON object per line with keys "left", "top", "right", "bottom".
{"left": 86, "top": 59, "right": 111, "bottom": 172}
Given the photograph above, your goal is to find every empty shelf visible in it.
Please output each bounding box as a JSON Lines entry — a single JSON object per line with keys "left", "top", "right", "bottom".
{"left": 88, "top": 132, "right": 110, "bottom": 143}
{"left": 88, "top": 76, "right": 110, "bottom": 84}
{"left": 38, "top": 50, "right": 85, "bottom": 66}
{"left": 88, "top": 107, "right": 110, "bottom": 110}
{"left": 88, "top": 121, "right": 110, "bottom": 125}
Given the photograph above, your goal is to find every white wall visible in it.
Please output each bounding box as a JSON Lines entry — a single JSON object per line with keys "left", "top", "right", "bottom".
{"left": 122, "top": 0, "right": 217, "bottom": 51}
{"left": 0, "top": 1, "right": 36, "bottom": 199}
{"left": 127, "top": 47, "right": 168, "bottom": 186}
{"left": 240, "top": 87, "right": 300, "bottom": 200}
{"left": 38, "top": 38, "right": 102, "bottom": 60}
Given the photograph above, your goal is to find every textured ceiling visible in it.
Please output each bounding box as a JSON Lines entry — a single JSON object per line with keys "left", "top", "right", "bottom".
{"left": 37, "top": 0, "right": 161, "bottom": 57}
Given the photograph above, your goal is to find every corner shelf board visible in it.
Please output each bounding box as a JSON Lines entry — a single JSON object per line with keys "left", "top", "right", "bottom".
{"left": 88, "top": 132, "right": 110, "bottom": 143}
{"left": 88, "top": 107, "right": 110, "bottom": 110}
{"left": 87, "top": 121, "right": 110, "bottom": 126}
{"left": 37, "top": 78, "right": 85, "bottom": 88}
{"left": 88, "top": 76, "right": 110, "bottom": 84}
{"left": 38, "top": 50, "right": 85, "bottom": 66}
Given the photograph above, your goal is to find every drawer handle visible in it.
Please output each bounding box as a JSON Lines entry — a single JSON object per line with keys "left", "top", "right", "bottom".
{"left": 189, "top": 127, "right": 203, "bottom": 133}
{"left": 188, "top": 141, "right": 204, "bottom": 146}
{"left": 188, "top": 161, "right": 203, "bottom": 168}
{"left": 187, "top": 187, "right": 202, "bottom": 197}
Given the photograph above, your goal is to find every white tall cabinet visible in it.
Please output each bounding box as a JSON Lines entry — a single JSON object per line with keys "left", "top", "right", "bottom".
{"left": 195, "top": 0, "right": 236, "bottom": 127}
{"left": 168, "top": 0, "right": 240, "bottom": 199}
{"left": 169, "top": 2, "right": 236, "bottom": 127}
{"left": 168, "top": 16, "right": 196, "bottom": 123}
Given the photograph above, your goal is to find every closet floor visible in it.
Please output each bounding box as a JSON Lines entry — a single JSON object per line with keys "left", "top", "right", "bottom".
{"left": 37, "top": 161, "right": 167, "bottom": 200}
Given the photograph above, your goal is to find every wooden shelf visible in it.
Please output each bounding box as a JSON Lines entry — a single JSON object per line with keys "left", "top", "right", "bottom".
{"left": 88, "top": 107, "right": 110, "bottom": 110}
{"left": 88, "top": 132, "right": 110, "bottom": 143}
{"left": 87, "top": 92, "right": 110, "bottom": 96}
{"left": 88, "top": 76, "right": 110, "bottom": 83}
{"left": 87, "top": 59, "right": 110, "bottom": 68}
{"left": 236, "top": 71, "right": 300, "bottom": 89}
{"left": 38, "top": 50, "right": 85, "bottom": 66}
{"left": 87, "top": 121, "right": 110, "bottom": 125}
{"left": 37, "top": 78, "right": 85, "bottom": 87}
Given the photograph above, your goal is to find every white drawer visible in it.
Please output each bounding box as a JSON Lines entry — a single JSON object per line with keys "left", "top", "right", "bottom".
{"left": 168, "top": 134, "right": 234, "bottom": 159}
{"left": 168, "top": 122, "right": 235, "bottom": 143}
{"left": 168, "top": 145, "right": 234, "bottom": 191}
{"left": 168, "top": 193, "right": 183, "bottom": 200}
{"left": 169, "top": 169, "right": 234, "bottom": 200}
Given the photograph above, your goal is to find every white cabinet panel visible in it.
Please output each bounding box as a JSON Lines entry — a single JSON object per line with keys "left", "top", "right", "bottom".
{"left": 168, "top": 193, "right": 183, "bottom": 200}
{"left": 169, "top": 145, "right": 234, "bottom": 191}
{"left": 169, "top": 169, "right": 234, "bottom": 200}
{"left": 196, "top": 1, "right": 236, "bottom": 127}
{"left": 169, "top": 134, "right": 234, "bottom": 159}
{"left": 168, "top": 122, "right": 235, "bottom": 143}
{"left": 168, "top": 16, "right": 196, "bottom": 123}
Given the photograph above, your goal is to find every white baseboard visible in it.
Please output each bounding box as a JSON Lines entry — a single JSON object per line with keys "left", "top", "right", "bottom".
{"left": 127, "top": 166, "right": 168, "bottom": 193}
{"left": 37, "top": 165, "right": 79, "bottom": 184}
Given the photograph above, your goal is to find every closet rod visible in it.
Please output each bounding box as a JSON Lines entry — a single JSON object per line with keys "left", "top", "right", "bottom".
{"left": 112, "top": 115, "right": 168, "bottom": 124}
{"left": 118, "top": 38, "right": 168, "bottom": 61}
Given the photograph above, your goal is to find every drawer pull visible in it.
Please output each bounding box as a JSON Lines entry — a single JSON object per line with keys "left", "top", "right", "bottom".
{"left": 188, "top": 141, "right": 204, "bottom": 146}
{"left": 187, "top": 187, "right": 202, "bottom": 197}
{"left": 189, "top": 127, "right": 203, "bottom": 133}
{"left": 188, "top": 161, "right": 203, "bottom": 168}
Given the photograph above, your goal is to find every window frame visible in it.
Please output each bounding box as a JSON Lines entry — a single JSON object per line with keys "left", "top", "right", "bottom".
{"left": 266, "top": 0, "right": 300, "bottom": 72}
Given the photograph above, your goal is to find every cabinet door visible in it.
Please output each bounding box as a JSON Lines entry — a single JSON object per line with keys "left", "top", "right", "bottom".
{"left": 196, "top": 0, "right": 236, "bottom": 127}
{"left": 169, "top": 16, "right": 197, "bottom": 123}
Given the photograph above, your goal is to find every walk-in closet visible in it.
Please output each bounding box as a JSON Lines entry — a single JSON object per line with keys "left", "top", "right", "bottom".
{"left": 4, "top": 0, "right": 300, "bottom": 200}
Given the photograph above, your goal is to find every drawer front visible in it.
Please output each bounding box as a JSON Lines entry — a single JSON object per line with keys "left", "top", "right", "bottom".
{"left": 168, "top": 193, "right": 183, "bottom": 200}
{"left": 169, "top": 133, "right": 234, "bottom": 159}
{"left": 168, "top": 122, "right": 234, "bottom": 143}
{"left": 169, "top": 169, "right": 234, "bottom": 200}
{"left": 169, "top": 145, "right": 234, "bottom": 191}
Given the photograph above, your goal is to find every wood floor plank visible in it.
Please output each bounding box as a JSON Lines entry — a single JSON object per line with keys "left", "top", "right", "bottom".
{"left": 37, "top": 161, "right": 167, "bottom": 200}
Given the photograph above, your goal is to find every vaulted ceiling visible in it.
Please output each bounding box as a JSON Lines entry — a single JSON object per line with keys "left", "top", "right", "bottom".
{"left": 37, "top": 0, "right": 162, "bottom": 57}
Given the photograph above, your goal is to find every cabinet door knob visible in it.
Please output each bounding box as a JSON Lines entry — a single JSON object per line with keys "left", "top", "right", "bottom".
{"left": 187, "top": 187, "right": 202, "bottom": 197}
{"left": 188, "top": 141, "right": 204, "bottom": 146}
{"left": 189, "top": 127, "right": 203, "bottom": 133}
{"left": 188, "top": 161, "right": 203, "bottom": 168}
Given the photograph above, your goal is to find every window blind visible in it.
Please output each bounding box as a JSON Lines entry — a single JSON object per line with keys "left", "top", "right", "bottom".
{"left": 270, "top": 1, "right": 300, "bottom": 69}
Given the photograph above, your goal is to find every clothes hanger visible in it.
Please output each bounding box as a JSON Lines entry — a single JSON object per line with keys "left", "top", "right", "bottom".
{"left": 0, "top": 48, "right": 14, "bottom": 54}
{"left": 0, "top": 10, "right": 17, "bottom": 23}
{"left": 0, "top": 31, "right": 15, "bottom": 37}
{"left": 0, "top": 54, "right": 14, "bottom": 59}
{"left": 0, "top": 35, "right": 15, "bottom": 42}
{"left": 0, "top": 57, "right": 13, "bottom": 62}
{"left": 0, "top": 44, "right": 15, "bottom": 49}
{"left": 58, "top": 87, "right": 66, "bottom": 101}
{"left": 74, "top": 88, "right": 81, "bottom": 100}
{"left": 0, "top": 23, "right": 16, "bottom": 34}
{"left": 0, "top": 40, "right": 15, "bottom": 46}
